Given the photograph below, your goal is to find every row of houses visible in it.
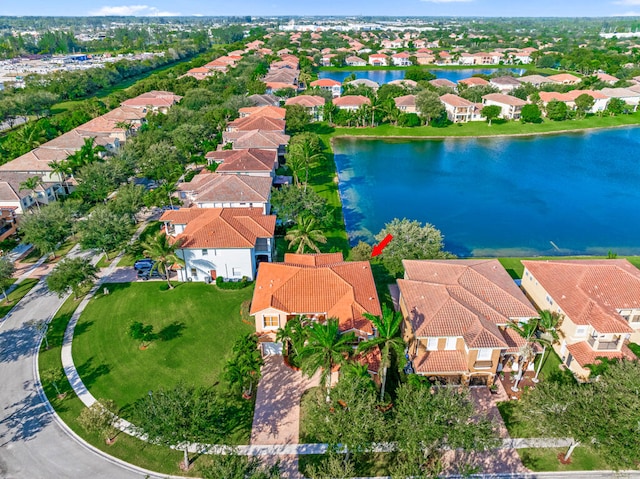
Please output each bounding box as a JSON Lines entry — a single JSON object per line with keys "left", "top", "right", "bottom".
{"left": 0, "top": 90, "right": 182, "bottom": 239}
{"left": 183, "top": 53, "right": 244, "bottom": 80}
{"left": 250, "top": 254, "right": 640, "bottom": 384}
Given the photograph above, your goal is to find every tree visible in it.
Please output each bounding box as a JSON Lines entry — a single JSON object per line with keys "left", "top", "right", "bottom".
{"left": 415, "top": 90, "right": 446, "bottom": 125}
{"left": 140, "top": 231, "right": 183, "bottom": 290}
{"left": 574, "top": 94, "right": 595, "bottom": 118}
{"left": 20, "top": 203, "right": 73, "bottom": 258}
{"left": 19, "top": 176, "right": 43, "bottom": 211}
{"left": 41, "top": 367, "right": 65, "bottom": 397}
{"left": 606, "top": 97, "right": 627, "bottom": 115}
{"left": 128, "top": 321, "right": 157, "bottom": 348}
{"left": 224, "top": 334, "right": 263, "bottom": 399}
{"left": 404, "top": 67, "right": 436, "bottom": 82}
{"left": 374, "top": 218, "right": 454, "bottom": 277}
{"left": 546, "top": 100, "right": 568, "bottom": 121}
{"left": 77, "top": 399, "right": 119, "bottom": 443}
{"left": 285, "top": 104, "right": 311, "bottom": 134}
{"left": 66, "top": 137, "right": 105, "bottom": 173}
{"left": 48, "top": 160, "right": 72, "bottom": 194}
{"left": 392, "top": 381, "right": 499, "bottom": 476}
{"left": 133, "top": 384, "right": 228, "bottom": 470}
{"left": 201, "top": 453, "right": 281, "bottom": 479}
{"left": 109, "top": 182, "right": 145, "bottom": 221}
{"left": 270, "top": 186, "right": 330, "bottom": 227}
{"left": 349, "top": 241, "right": 372, "bottom": 261}
{"left": 458, "top": 84, "right": 499, "bottom": 103}
{"left": 139, "top": 140, "right": 184, "bottom": 182}
{"left": 532, "top": 310, "right": 562, "bottom": 383}
{"left": 78, "top": 206, "right": 133, "bottom": 260}
{"left": 520, "top": 104, "right": 542, "bottom": 123}
{"left": 298, "top": 319, "right": 356, "bottom": 399}
{"left": 506, "top": 317, "right": 541, "bottom": 392}
{"left": 0, "top": 257, "right": 15, "bottom": 301}
{"left": 74, "top": 161, "right": 121, "bottom": 204}
{"left": 285, "top": 215, "right": 327, "bottom": 254}
{"left": 358, "top": 304, "right": 405, "bottom": 401}
{"left": 46, "top": 257, "right": 98, "bottom": 300}
{"left": 284, "top": 133, "right": 324, "bottom": 190}
{"left": 276, "top": 315, "right": 308, "bottom": 364}
{"left": 481, "top": 105, "right": 502, "bottom": 126}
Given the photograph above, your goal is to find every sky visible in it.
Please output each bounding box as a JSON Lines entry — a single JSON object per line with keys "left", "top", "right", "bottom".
{"left": 1, "top": 0, "right": 640, "bottom": 18}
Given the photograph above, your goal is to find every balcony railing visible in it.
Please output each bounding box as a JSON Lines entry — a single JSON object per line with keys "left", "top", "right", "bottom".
{"left": 587, "top": 336, "right": 620, "bottom": 350}
{"left": 473, "top": 360, "right": 494, "bottom": 370}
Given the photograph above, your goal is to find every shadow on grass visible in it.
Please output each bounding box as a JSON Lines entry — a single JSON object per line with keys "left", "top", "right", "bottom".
{"left": 76, "top": 357, "right": 111, "bottom": 389}
{"left": 158, "top": 322, "right": 185, "bottom": 342}
{"left": 73, "top": 320, "right": 94, "bottom": 337}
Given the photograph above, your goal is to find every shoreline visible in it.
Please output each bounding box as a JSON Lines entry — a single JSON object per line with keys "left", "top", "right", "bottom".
{"left": 330, "top": 121, "right": 640, "bottom": 142}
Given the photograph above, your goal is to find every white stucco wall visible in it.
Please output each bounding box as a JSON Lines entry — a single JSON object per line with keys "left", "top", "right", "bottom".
{"left": 178, "top": 247, "right": 256, "bottom": 281}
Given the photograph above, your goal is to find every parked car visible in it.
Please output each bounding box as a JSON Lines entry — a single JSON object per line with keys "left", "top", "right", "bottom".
{"left": 134, "top": 259, "right": 155, "bottom": 271}
{"left": 137, "top": 269, "right": 166, "bottom": 281}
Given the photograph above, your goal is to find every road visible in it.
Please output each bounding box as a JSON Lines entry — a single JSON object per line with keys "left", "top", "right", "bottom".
{"left": 0, "top": 271, "right": 149, "bottom": 478}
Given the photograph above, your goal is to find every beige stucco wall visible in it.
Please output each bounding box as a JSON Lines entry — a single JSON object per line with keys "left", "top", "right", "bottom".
{"left": 253, "top": 307, "right": 287, "bottom": 334}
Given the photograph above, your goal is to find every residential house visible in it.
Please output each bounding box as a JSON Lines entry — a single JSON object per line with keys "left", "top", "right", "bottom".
{"left": 347, "top": 78, "right": 380, "bottom": 91}
{"left": 601, "top": 87, "right": 640, "bottom": 111}
{"left": 121, "top": 90, "right": 182, "bottom": 113}
{"left": 511, "top": 48, "right": 537, "bottom": 64}
{"left": 381, "top": 39, "right": 405, "bottom": 49}
{"left": 310, "top": 78, "right": 342, "bottom": 97}
{"left": 521, "top": 260, "right": 640, "bottom": 380}
{"left": 226, "top": 116, "right": 286, "bottom": 133}
{"left": 391, "top": 52, "right": 412, "bottom": 66}
{"left": 238, "top": 106, "right": 287, "bottom": 120}
{"left": 250, "top": 252, "right": 382, "bottom": 348}
{"left": 482, "top": 93, "right": 527, "bottom": 120}
{"left": 547, "top": 73, "right": 581, "bottom": 85}
{"left": 248, "top": 94, "right": 280, "bottom": 107}
{"left": 333, "top": 95, "right": 371, "bottom": 111}
{"left": 160, "top": 208, "right": 275, "bottom": 282}
{"left": 285, "top": 95, "right": 325, "bottom": 121}
{"left": 206, "top": 148, "right": 279, "bottom": 177}
{"left": 414, "top": 51, "right": 436, "bottom": 65}
{"left": 458, "top": 53, "right": 476, "bottom": 66}
{"left": 183, "top": 66, "right": 213, "bottom": 80}
{"left": 368, "top": 54, "right": 388, "bottom": 67}
{"left": 596, "top": 72, "right": 619, "bottom": 85}
{"left": 320, "top": 54, "right": 336, "bottom": 67}
{"left": 345, "top": 56, "right": 367, "bottom": 67}
{"left": 489, "top": 76, "right": 522, "bottom": 93}
{"left": 517, "top": 75, "right": 558, "bottom": 88}
{"left": 458, "top": 77, "right": 490, "bottom": 88}
{"left": 394, "top": 94, "right": 417, "bottom": 114}
{"left": 440, "top": 94, "right": 475, "bottom": 123}
{"left": 429, "top": 78, "right": 457, "bottom": 90}
{"left": 0, "top": 206, "right": 17, "bottom": 240}
{"left": 0, "top": 173, "right": 62, "bottom": 214}
{"left": 397, "top": 260, "right": 538, "bottom": 386}
{"left": 177, "top": 171, "right": 272, "bottom": 213}
{"left": 388, "top": 79, "right": 418, "bottom": 89}
{"left": 538, "top": 90, "right": 609, "bottom": 113}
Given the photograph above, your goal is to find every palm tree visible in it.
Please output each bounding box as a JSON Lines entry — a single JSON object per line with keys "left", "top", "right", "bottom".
{"left": 19, "top": 176, "right": 43, "bottom": 212}
{"left": 298, "top": 318, "right": 356, "bottom": 399}
{"left": 507, "top": 317, "right": 539, "bottom": 392}
{"left": 48, "top": 160, "right": 72, "bottom": 195}
{"left": 286, "top": 138, "right": 324, "bottom": 192}
{"left": 141, "top": 232, "right": 184, "bottom": 290}
{"left": 275, "top": 315, "right": 308, "bottom": 358}
{"left": 67, "top": 138, "right": 106, "bottom": 174}
{"left": 532, "top": 310, "right": 562, "bottom": 383}
{"left": 357, "top": 304, "right": 405, "bottom": 401}
{"left": 285, "top": 215, "right": 327, "bottom": 254}
{"left": 16, "top": 122, "right": 47, "bottom": 151}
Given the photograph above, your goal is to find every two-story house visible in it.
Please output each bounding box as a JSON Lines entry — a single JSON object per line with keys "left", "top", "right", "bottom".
{"left": 394, "top": 95, "right": 417, "bottom": 114}
{"left": 285, "top": 95, "right": 326, "bottom": 121}
{"left": 440, "top": 94, "right": 475, "bottom": 123}
{"left": 522, "top": 260, "right": 639, "bottom": 380}
{"left": 309, "top": 79, "right": 342, "bottom": 97}
{"left": 160, "top": 207, "right": 276, "bottom": 282}
{"left": 206, "top": 149, "right": 279, "bottom": 177}
{"left": 397, "top": 259, "right": 538, "bottom": 387}
{"left": 482, "top": 93, "right": 527, "bottom": 120}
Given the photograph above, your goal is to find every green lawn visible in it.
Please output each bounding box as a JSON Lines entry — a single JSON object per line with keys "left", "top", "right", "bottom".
{"left": 518, "top": 446, "right": 612, "bottom": 472}
{"left": 38, "top": 294, "right": 195, "bottom": 476}
{"left": 498, "top": 256, "right": 640, "bottom": 279}
{"left": 0, "top": 278, "right": 39, "bottom": 317}
{"left": 71, "top": 282, "right": 255, "bottom": 443}
{"left": 21, "top": 237, "right": 78, "bottom": 264}
{"left": 117, "top": 221, "right": 162, "bottom": 267}
{"left": 330, "top": 112, "right": 640, "bottom": 139}
{"left": 298, "top": 452, "right": 398, "bottom": 477}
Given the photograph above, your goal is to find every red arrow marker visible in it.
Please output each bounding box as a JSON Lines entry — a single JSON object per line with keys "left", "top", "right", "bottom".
{"left": 371, "top": 234, "right": 393, "bottom": 258}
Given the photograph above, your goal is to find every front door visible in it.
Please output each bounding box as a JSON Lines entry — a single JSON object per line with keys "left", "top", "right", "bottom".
{"left": 210, "top": 270, "right": 217, "bottom": 280}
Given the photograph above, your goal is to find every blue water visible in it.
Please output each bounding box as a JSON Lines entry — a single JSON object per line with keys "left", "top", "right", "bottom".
{"left": 319, "top": 68, "right": 526, "bottom": 85}
{"left": 333, "top": 128, "right": 640, "bottom": 257}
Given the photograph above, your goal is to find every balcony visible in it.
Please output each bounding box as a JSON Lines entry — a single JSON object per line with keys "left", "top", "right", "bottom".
{"left": 473, "top": 360, "right": 494, "bottom": 370}
{"left": 587, "top": 336, "right": 620, "bottom": 351}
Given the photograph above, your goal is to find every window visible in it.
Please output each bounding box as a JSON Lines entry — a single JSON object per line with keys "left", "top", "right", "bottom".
{"left": 232, "top": 267, "right": 242, "bottom": 277}
{"left": 445, "top": 337, "right": 457, "bottom": 350}
{"left": 476, "top": 348, "right": 492, "bottom": 361}
{"left": 201, "top": 249, "right": 208, "bottom": 256}
{"left": 190, "top": 268, "right": 197, "bottom": 279}
{"left": 263, "top": 316, "right": 278, "bottom": 328}
{"left": 631, "top": 314, "right": 640, "bottom": 324}
{"left": 427, "top": 338, "right": 438, "bottom": 351}
{"left": 575, "top": 326, "right": 587, "bottom": 337}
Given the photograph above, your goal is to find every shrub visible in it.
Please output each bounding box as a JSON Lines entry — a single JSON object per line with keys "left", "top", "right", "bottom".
{"left": 397, "top": 113, "right": 421, "bottom": 127}
{"left": 215, "top": 276, "right": 252, "bottom": 290}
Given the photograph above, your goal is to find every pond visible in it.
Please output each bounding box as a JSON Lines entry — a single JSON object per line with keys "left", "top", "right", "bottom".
{"left": 333, "top": 127, "right": 640, "bottom": 257}
{"left": 319, "top": 68, "right": 526, "bottom": 85}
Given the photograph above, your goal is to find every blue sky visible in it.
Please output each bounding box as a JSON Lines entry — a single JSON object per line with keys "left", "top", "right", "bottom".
{"left": 1, "top": 0, "right": 640, "bottom": 18}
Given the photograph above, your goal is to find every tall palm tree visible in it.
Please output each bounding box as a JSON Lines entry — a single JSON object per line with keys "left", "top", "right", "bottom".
{"left": 532, "top": 310, "right": 562, "bottom": 383}
{"left": 275, "top": 315, "right": 308, "bottom": 358}
{"left": 285, "top": 215, "right": 327, "bottom": 254}
{"left": 358, "top": 304, "right": 405, "bottom": 401}
{"left": 298, "top": 318, "right": 356, "bottom": 399}
{"left": 67, "top": 138, "right": 106, "bottom": 174}
{"left": 19, "top": 176, "right": 43, "bottom": 212}
{"left": 141, "top": 231, "right": 183, "bottom": 290}
{"left": 48, "top": 160, "right": 72, "bottom": 195}
{"left": 16, "top": 122, "right": 47, "bottom": 151}
{"left": 287, "top": 138, "right": 324, "bottom": 192}
{"left": 507, "top": 317, "right": 539, "bottom": 392}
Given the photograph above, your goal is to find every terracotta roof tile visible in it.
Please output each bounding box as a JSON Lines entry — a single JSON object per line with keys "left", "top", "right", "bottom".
{"left": 221, "top": 130, "right": 290, "bottom": 150}
{"left": 482, "top": 93, "right": 527, "bottom": 107}
{"left": 285, "top": 95, "right": 326, "bottom": 108}
{"left": 414, "top": 350, "right": 468, "bottom": 374}
{"left": 178, "top": 172, "right": 272, "bottom": 204}
{"left": 333, "top": 95, "right": 371, "bottom": 107}
{"left": 440, "top": 93, "right": 474, "bottom": 108}
{"left": 227, "top": 116, "right": 285, "bottom": 132}
{"left": 238, "top": 106, "right": 287, "bottom": 120}
{"left": 566, "top": 342, "right": 637, "bottom": 368}
{"left": 207, "top": 148, "right": 277, "bottom": 173}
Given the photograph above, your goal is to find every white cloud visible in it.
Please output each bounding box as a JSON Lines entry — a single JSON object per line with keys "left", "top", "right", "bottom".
{"left": 618, "top": 10, "right": 640, "bottom": 15}
{"left": 612, "top": 0, "right": 640, "bottom": 5}
{"left": 89, "top": 5, "right": 181, "bottom": 16}
{"left": 420, "top": 0, "right": 473, "bottom": 3}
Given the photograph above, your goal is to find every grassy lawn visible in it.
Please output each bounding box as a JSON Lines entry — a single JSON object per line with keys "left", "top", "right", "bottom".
{"left": 518, "top": 446, "right": 612, "bottom": 472}
{"left": 21, "top": 237, "right": 78, "bottom": 264}
{"left": 71, "top": 282, "right": 255, "bottom": 443}
{"left": 117, "top": 221, "right": 162, "bottom": 267}
{"left": 330, "top": 112, "right": 640, "bottom": 139}
{"left": 298, "top": 452, "right": 398, "bottom": 477}
{"left": 628, "top": 342, "right": 640, "bottom": 356}
{"left": 0, "top": 278, "right": 39, "bottom": 318}
{"left": 498, "top": 255, "right": 640, "bottom": 279}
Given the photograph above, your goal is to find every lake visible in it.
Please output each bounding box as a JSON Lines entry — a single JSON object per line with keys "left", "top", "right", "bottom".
{"left": 319, "top": 68, "right": 526, "bottom": 85}
{"left": 333, "top": 127, "right": 640, "bottom": 257}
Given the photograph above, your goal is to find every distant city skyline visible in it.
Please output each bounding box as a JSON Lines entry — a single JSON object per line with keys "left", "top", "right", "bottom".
{"left": 2, "top": 0, "right": 640, "bottom": 18}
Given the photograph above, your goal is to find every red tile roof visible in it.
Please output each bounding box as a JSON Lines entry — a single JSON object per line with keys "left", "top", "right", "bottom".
{"left": 566, "top": 342, "right": 636, "bottom": 369}
{"left": 393, "top": 94, "right": 416, "bottom": 107}
{"left": 206, "top": 148, "right": 277, "bottom": 173}
{"left": 178, "top": 172, "right": 272, "bottom": 203}
{"left": 440, "top": 93, "right": 474, "bottom": 108}
{"left": 238, "top": 106, "right": 287, "bottom": 120}
{"left": 482, "top": 93, "right": 527, "bottom": 107}
{"left": 414, "top": 350, "right": 468, "bottom": 374}
{"left": 459, "top": 77, "right": 490, "bottom": 87}
{"left": 160, "top": 208, "right": 275, "bottom": 249}
{"left": 522, "top": 260, "right": 640, "bottom": 334}
{"left": 310, "top": 78, "right": 341, "bottom": 87}
{"left": 250, "top": 253, "right": 382, "bottom": 335}
{"left": 227, "top": 116, "right": 285, "bottom": 132}
{"left": 285, "top": 95, "right": 326, "bottom": 108}
{"left": 221, "top": 130, "right": 290, "bottom": 150}
{"left": 333, "top": 95, "right": 371, "bottom": 107}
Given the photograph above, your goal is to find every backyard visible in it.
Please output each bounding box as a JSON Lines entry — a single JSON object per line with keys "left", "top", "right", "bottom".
{"left": 70, "top": 281, "right": 255, "bottom": 443}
